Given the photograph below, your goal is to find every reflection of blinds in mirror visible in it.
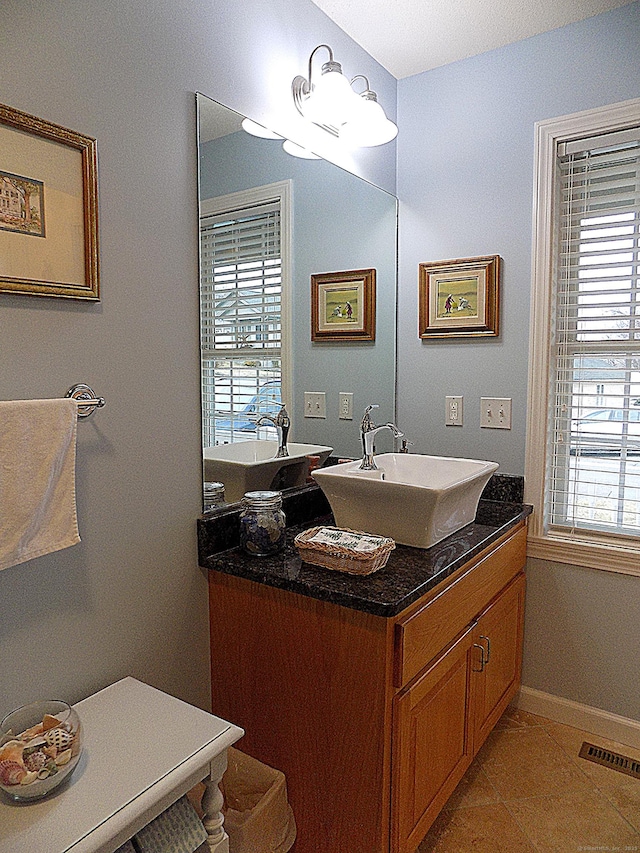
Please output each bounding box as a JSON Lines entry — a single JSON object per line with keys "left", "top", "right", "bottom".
{"left": 200, "top": 202, "right": 282, "bottom": 353}
{"left": 200, "top": 200, "right": 282, "bottom": 447}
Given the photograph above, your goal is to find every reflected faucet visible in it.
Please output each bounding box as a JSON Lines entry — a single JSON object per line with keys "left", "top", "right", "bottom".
{"left": 359, "top": 404, "right": 403, "bottom": 470}
{"left": 257, "top": 405, "right": 291, "bottom": 458}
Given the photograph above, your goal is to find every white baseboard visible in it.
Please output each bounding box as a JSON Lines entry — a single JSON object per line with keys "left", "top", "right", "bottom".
{"left": 516, "top": 686, "right": 640, "bottom": 750}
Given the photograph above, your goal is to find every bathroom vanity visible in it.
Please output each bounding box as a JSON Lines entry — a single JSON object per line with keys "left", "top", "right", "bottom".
{"left": 202, "top": 489, "right": 530, "bottom": 853}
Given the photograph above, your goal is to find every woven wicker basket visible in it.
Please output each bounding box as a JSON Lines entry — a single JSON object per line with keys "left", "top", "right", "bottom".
{"left": 294, "top": 526, "right": 395, "bottom": 575}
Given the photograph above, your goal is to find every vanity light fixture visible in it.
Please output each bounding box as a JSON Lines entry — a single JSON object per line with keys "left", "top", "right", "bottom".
{"left": 292, "top": 44, "right": 398, "bottom": 147}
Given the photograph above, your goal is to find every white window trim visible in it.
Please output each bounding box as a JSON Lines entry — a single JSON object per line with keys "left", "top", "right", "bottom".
{"left": 525, "top": 97, "right": 640, "bottom": 576}
{"left": 200, "top": 180, "right": 293, "bottom": 416}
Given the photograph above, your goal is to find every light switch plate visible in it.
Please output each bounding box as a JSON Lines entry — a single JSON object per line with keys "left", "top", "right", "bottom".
{"left": 304, "top": 391, "right": 326, "bottom": 418}
{"left": 480, "top": 397, "right": 512, "bottom": 429}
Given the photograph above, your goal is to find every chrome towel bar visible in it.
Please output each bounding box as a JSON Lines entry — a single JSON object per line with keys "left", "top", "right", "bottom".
{"left": 66, "top": 384, "right": 105, "bottom": 418}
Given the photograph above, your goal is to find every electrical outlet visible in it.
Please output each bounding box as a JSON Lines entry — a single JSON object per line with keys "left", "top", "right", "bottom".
{"left": 480, "top": 397, "right": 512, "bottom": 429}
{"left": 304, "top": 391, "right": 326, "bottom": 418}
{"left": 339, "top": 392, "right": 353, "bottom": 420}
{"left": 445, "top": 395, "right": 463, "bottom": 426}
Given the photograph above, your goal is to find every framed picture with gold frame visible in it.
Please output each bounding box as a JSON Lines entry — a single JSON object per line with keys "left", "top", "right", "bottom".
{"left": 311, "top": 268, "right": 376, "bottom": 341}
{"left": 419, "top": 255, "right": 500, "bottom": 339}
{"left": 0, "top": 103, "right": 99, "bottom": 300}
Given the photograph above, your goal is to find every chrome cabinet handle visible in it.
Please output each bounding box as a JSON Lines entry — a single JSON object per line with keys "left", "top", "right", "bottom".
{"left": 479, "top": 634, "right": 491, "bottom": 664}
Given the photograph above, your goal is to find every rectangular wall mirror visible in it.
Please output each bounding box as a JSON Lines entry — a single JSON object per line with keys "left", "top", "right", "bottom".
{"left": 197, "top": 92, "right": 398, "bottom": 507}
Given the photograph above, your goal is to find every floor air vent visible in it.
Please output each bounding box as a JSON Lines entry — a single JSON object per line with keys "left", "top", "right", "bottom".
{"left": 579, "top": 741, "right": 640, "bottom": 780}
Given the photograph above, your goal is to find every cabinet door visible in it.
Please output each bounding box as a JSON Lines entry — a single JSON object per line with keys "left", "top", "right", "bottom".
{"left": 391, "top": 626, "right": 475, "bottom": 853}
{"left": 472, "top": 572, "right": 526, "bottom": 751}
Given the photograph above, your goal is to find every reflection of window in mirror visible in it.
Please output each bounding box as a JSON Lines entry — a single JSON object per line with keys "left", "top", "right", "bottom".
{"left": 199, "top": 183, "right": 291, "bottom": 448}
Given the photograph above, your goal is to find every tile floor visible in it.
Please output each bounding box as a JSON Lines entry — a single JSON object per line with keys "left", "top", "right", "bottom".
{"left": 418, "top": 706, "right": 640, "bottom": 852}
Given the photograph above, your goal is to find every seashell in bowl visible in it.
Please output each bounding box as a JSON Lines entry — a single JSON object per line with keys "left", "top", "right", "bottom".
{"left": 0, "top": 700, "right": 82, "bottom": 801}
{"left": 0, "top": 760, "right": 27, "bottom": 786}
{"left": 43, "top": 727, "right": 74, "bottom": 751}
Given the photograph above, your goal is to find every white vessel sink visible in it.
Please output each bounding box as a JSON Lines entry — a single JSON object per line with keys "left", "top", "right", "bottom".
{"left": 312, "top": 453, "right": 498, "bottom": 548}
{"left": 204, "top": 440, "right": 333, "bottom": 503}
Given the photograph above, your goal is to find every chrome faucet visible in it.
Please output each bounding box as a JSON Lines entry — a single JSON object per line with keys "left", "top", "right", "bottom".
{"left": 257, "top": 405, "right": 291, "bottom": 457}
{"left": 359, "top": 404, "right": 403, "bottom": 470}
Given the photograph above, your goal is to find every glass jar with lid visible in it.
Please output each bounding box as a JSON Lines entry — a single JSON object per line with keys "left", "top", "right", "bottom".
{"left": 203, "top": 481, "right": 226, "bottom": 512}
{"left": 239, "top": 490, "right": 286, "bottom": 556}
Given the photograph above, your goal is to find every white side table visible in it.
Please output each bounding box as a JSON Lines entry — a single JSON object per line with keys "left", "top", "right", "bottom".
{"left": 0, "top": 677, "right": 244, "bottom": 853}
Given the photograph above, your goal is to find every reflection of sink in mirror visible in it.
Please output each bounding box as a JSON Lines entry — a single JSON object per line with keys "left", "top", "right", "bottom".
{"left": 204, "top": 441, "right": 333, "bottom": 503}
{"left": 312, "top": 453, "right": 499, "bottom": 549}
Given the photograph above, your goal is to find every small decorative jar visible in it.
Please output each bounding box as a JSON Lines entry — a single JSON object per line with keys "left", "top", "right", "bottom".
{"left": 239, "top": 490, "right": 286, "bottom": 556}
{"left": 203, "top": 481, "right": 226, "bottom": 512}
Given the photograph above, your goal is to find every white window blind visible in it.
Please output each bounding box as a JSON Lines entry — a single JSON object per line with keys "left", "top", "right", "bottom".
{"left": 200, "top": 201, "right": 283, "bottom": 447}
{"left": 548, "top": 127, "right": 640, "bottom": 539}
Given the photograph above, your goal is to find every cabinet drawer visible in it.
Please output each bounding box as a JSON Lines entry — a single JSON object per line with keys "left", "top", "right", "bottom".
{"left": 394, "top": 526, "right": 527, "bottom": 687}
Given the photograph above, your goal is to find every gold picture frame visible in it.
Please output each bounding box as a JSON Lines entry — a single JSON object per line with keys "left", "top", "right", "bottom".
{"left": 419, "top": 255, "right": 500, "bottom": 339}
{"left": 311, "top": 268, "right": 376, "bottom": 341}
{"left": 0, "top": 103, "right": 99, "bottom": 300}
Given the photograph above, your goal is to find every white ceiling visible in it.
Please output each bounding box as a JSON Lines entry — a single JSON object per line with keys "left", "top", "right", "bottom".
{"left": 311, "top": 0, "right": 632, "bottom": 78}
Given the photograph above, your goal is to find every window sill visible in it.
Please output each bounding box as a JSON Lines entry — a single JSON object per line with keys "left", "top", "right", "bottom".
{"left": 527, "top": 532, "right": 640, "bottom": 576}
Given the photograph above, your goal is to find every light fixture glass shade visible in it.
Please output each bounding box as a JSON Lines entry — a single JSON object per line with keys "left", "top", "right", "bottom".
{"left": 340, "top": 96, "right": 399, "bottom": 147}
{"left": 241, "top": 118, "right": 282, "bottom": 139}
{"left": 302, "top": 62, "right": 356, "bottom": 128}
{"left": 282, "top": 139, "right": 321, "bottom": 159}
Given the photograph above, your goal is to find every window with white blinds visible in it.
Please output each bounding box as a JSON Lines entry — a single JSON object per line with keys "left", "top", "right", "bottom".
{"left": 549, "top": 129, "right": 640, "bottom": 539}
{"left": 200, "top": 200, "right": 283, "bottom": 447}
{"left": 526, "top": 100, "right": 640, "bottom": 571}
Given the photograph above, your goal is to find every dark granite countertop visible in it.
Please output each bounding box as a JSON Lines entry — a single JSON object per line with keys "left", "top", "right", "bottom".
{"left": 202, "top": 498, "right": 532, "bottom": 618}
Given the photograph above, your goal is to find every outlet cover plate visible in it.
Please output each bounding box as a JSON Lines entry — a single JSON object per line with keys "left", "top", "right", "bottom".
{"left": 445, "top": 395, "right": 463, "bottom": 426}
{"left": 339, "top": 392, "right": 353, "bottom": 420}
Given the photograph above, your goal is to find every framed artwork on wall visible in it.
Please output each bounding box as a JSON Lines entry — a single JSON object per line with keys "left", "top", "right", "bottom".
{"left": 311, "top": 268, "right": 376, "bottom": 342}
{"left": 0, "top": 103, "right": 99, "bottom": 300}
{"left": 419, "top": 255, "right": 500, "bottom": 339}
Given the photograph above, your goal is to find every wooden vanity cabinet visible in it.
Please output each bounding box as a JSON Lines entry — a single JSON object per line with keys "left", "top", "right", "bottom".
{"left": 391, "top": 571, "right": 525, "bottom": 853}
{"left": 208, "top": 522, "right": 526, "bottom": 853}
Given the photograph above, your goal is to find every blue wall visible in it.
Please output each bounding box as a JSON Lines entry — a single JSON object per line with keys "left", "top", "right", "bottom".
{"left": 395, "top": 2, "right": 640, "bottom": 719}
{"left": 1, "top": 0, "right": 639, "bottom": 723}
{"left": 0, "top": 0, "right": 395, "bottom": 716}
{"left": 396, "top": 1, "right": 640, "bottom": 475}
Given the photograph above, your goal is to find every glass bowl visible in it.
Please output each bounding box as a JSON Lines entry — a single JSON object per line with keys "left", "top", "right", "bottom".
{"left": 0, "top": 700, "right": 83, "bottom": 801}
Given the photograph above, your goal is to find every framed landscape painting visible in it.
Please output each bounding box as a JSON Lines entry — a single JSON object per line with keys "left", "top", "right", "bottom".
{"left": 418, "top": 255, "right": 500, "bottom": 339}
{"left": 311, "top": 268, "right": 376, "bottom": 341}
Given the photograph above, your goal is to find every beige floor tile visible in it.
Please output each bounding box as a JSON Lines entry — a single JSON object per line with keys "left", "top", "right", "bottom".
{"left": 506, "top": 787, "right": 640, "bottom": 853}
{"left": 545, "top": 722, "right": 640, "bottom": 831}
{"left": 476, "top": 725, "right": 593, "bottom": 800}
{"left": 417, "top": 802, "right": 535, "bottom": 853}
{"left": 495, "top": 705, "right": 549, "bottom": 730}
{"left": 442, "top": 760, "right": 500, "bottom": 811}
{"left": 546, "top": 721, "right": 640, "bottom": 763}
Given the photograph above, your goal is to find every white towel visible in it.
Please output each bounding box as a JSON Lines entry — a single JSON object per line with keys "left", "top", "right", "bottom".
{"left": 0, "top": 398, "right": 81, "bottom": 571}
{"left": 133, "top": 796, "right": 208, "bottom": 853}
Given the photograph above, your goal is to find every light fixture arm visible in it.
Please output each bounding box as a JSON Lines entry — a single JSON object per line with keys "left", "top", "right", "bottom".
{"left": 350, "top": 75, "right": 380, "bottom": 104}
{"left": 350, "top": 75, "right": 371, "bottom": 95}
{"left": 306, "top": 44, "right": 334, "bottom": 93}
